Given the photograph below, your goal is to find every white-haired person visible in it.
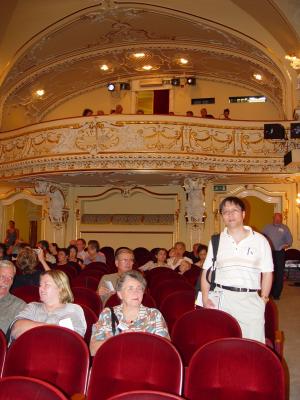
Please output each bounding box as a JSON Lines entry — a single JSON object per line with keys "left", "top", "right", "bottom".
{"left": 90, "top": 270, "right": 169, "bottom": 356}
{"left": 11, "top": 269, "right": 86, "bottom": 339}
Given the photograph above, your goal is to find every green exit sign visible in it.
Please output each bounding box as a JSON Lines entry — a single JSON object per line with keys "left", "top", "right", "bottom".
{"left": 213, "top": 184, "right": 227, "bottom": 192}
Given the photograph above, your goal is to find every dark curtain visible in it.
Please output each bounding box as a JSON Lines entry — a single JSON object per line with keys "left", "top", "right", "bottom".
{"left": 29, "top": 220, "right": 38, "bottom": 247}
{"left": 153, "top": 89, "right": 169, "bottom": 114}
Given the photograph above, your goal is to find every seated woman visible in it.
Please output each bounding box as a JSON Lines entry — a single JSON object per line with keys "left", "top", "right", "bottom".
{"left": 67, "top": 245, "right": 83, "bottom": 270}
{"left": 12, "top": 247, "right": 50, "bottom": 289}
{"left": 11, "top": 269, "right": 86, "bottom": 339}
{"left": 194, "top": 244, "right": 208, "bottom": 268}
{"left": 139, "top": 248, "right": 168, "bottom": 271}
{"left": 90, "top": 270, "right": 169, "bottom": 356}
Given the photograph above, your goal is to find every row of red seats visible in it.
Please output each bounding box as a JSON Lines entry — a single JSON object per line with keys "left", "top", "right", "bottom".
{"left": 0, "top": 327, "right": 285, "bottom": 400}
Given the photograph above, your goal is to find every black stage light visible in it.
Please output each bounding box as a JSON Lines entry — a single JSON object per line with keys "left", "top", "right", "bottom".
{"left": 264, "top": 123, "right": 285, "bottom": 140}
{"left": 186, "top": 77, "right": 196, "bottom": 85}
{"left": 120, "top": 82, "right": 131, "bottom": 90}
{"left": 171, "top": 78, "right": 180, "bottom": 86}
{"left": 107, "top": 83, "right": 115, "bottom": 91}
{"left": 291, "top": 123, "right": 300, "bottom": 139}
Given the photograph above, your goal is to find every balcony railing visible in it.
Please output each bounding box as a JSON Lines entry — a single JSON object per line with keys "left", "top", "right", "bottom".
{"left": 0, "top": 115, "right": 297, "bottom": 179}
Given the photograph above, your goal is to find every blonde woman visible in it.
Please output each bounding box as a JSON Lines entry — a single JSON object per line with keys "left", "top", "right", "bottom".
{"left": 11, "top": 270, "right": 86, "bottom": 339}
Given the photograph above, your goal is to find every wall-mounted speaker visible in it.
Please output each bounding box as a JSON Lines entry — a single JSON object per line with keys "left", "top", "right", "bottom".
{"left": 264, "top": 123, "right": 285, "bottom": 140}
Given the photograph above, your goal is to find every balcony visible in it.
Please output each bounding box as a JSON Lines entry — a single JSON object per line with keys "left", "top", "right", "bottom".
{"left": 0, "top": 115, "right": 297, "bottom": 181}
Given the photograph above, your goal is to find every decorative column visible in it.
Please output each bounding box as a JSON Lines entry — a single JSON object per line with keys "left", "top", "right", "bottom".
{"left": 183, "top": 177, "right": 206, "bottom": 249}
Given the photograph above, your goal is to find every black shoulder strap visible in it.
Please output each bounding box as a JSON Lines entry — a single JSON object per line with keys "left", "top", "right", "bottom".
{"left": 109, "top": 307, "right": 119, "bottom": 336}
{"left": 206, "top": 233, "right": 220, "bottom": 290}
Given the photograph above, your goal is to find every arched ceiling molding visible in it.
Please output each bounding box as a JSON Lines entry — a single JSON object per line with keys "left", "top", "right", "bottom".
{"left": 0, "top": 1, "right": 291, "bottom": 130}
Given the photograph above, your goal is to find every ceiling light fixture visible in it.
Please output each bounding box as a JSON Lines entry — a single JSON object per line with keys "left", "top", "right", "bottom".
{"left": 133, "top": 52, "right": 145, "bottom": 58}
{"left": 253, "top": 73, "right": 262, "bottom": 80}
{"left": 285, "top": 55, "right": 300, "bottom": 69}
{"left": 36, "top": 89, "right": 45, "bottom": 97}
{"left": 179, "top": 58, "right": 188, "bottom": 65}
{"left": 142, "top": 65, "right": 153, "bottom": 71}
{"left": 100, "top": 64, "right": 109, "bottom": 71}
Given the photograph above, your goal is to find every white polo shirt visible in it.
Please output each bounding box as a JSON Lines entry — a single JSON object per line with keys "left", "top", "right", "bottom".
{"left": 203, "top": 226, "right": 273, "bottom": 290}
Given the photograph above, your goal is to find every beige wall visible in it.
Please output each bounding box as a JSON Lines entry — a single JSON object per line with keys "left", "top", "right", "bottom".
{"left": 44, "top": 79, "right": 281, "bottom": 122}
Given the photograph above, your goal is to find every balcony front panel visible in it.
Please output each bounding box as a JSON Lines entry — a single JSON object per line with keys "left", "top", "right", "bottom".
{"left": 0, "top": 115, "right": 295, "bottom": 180}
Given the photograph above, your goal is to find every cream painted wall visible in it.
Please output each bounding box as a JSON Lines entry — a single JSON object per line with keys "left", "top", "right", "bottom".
{"left": 44, "top": 79, "right": 281, "bottom": 122}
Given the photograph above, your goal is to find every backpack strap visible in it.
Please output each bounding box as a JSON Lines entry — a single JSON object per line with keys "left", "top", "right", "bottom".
{"left": 109, "top": 307, "right": 119, "bottom": 336}
{"left": 206, "top": 233, "right": 220, "bottom": 290}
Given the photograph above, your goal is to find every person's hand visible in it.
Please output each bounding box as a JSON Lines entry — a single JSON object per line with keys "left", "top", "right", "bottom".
{"left": 97, "top": 286, "right": 114, "bottom": 296}
{"left": 203, "top": 298, "right": 216, "bottom": 309}
{"left": 37, "top": 248, "right": 45, "bottom": 263}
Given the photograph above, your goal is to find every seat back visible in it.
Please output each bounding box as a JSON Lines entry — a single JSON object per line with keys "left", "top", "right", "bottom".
{"left": 3, "top": 325, "right": 90, "bottom": 397}
{"left": 11, "top": 285, "right": 40, "bottom": 303}
{"left": 265, "top": 299, "right": 284, "bottom": 357}
{"left": 182, "top": 265, "right": 201, "bottom": 287}
{"left": 80, "top": 304, "right": 99, "bottom": 344}
{"left": 151, "top": 279, "right": 194, "bottom": 308}
{"left": 87, "top": 332, "right": 183, "bottom": 400}
{"left": 171, "top": 308, "right": 242, "bottom": 366}
{"left": 185, "top": 338, "right": 285, "bottom": 400}
{"left": 159, "top": 291, "right": 195, "bottom": 334}
{"left": 285, "top": 248, "right": 300, "bottom": 261}
{"left": 0, "top": 329, "right": 7, "bottom": 376}
{"left": 85, "top": 262, "right": 110, "bottom": 273}
{"left": 107, "top": 390, "right": 184, "bottom": 399}
{"left": 71, "top": 275, "right": 99, "bottom": 291}
{"left": 0, "top": 376, "right": 68, "bottom": 400}
{"left": 72, "top": 286, "right": 103, "bottom": 316}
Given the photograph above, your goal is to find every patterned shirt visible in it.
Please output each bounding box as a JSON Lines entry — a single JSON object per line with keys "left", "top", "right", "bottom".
{"left": 91, "top": 304, "right": 170, "bottom": 342}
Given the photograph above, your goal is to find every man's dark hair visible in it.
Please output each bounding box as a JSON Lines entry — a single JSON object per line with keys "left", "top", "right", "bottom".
{"left": 38, "top": 240, "right": 49, "bottom": 250}
{"left": 88, "top": 240, "right": 100, "bottom": 252}
{"left": 219, "top": 196, "right": 245, "bottom": 213}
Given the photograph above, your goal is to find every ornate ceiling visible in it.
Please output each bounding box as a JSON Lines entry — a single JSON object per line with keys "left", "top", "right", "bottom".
{"left": 0, "top": 0, "right": 295, "bottom": 131}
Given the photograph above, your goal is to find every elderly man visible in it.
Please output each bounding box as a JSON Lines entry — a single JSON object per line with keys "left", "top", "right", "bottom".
{"left": 263, "top": 213, "right": 293, "bottom": 300}
{"left": 0, "top": 260, "right": 26, "bottom": 335}
{"left": 97, "top": 248, "right": 134, "bottom": 305}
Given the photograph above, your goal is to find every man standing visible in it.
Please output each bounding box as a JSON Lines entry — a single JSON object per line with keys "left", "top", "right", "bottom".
{"left": 0, "top": 260, "right": 25, "bottom": 335}
{"left": 201, "top": 197, "right": 273, "bottom": 343}
{"left": 263, "top": 213, "right": 293, "bottom": 299}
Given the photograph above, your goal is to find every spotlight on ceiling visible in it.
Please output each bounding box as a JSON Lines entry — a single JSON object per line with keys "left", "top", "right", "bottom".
{"left": 107, "top": 83, "right": 116, "bottom": 92}
{"left": 120, "top": 82, "right": 131, "bottom": 90}
{"left": 171, "top": 78, "right": 180, "bottom": 86}
{"left": 186, "top": 77, "right": 196, "bottom": 85}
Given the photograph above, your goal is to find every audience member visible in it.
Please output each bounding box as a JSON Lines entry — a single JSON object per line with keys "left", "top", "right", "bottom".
{"left": 12, "top": 247, "right": 50, "bottom": 289}
{"left": 168, "top": 111, "right": 175, "bottom": 116}
{"left": 49, "top": 242, "right": 58, "bottom": 260}
{"left": 37, "top": 240, "right": 56, "bottom": 264}
{"left": 200, "top": 108, "right": 214, "bottom": 119}
{"left": 167, "top": 241, "right": 192, "bottom": 270}
{"left": 0, "top": 243, "right": 9, "bottom": 261}
{"left": 115, "top": 104, "right": 123, "bottom": 114}
{"left": 188, "top": 242, "right": 201, "bottom": 263}
{"left": 97, "top": 248, "right": 133, "bottom": 305}
{"left": 220, "top": 108, "right": 231, "bottom": 119}
{"left": 186, "top": 110, "right": 194, "bottom": 117}
{"left": 76, "top": 238, "right": 87, "bottom": 261}
{"left": 84, "top": 240, "right": 106, "bottom": 266}
{"left": 67, "top": 245, "right": 83, "bottom": 269}
{"left": 82, "top": 108, "right": 93, "bottom": 116}
{"left": 90, "top": 270, "right": 169, "bottom": 355}
{"left": 194, "top": 244, "right": 208, "bottom": 268}
{"left": 4, "top": 220, "right": 19, "bottom": 250}
{"left": 97, "top": 110, "right": 105, "bottom": 115}
{"left": 139, "top": 248, "right": 168, "bottom": 271}
{"left": 0, "top": 260, "right": 26, "bottom": 335}
{"left": 136, "top": 109, "right": 144, "bottom": 114}
{"left": 11, "top": 269, "right": 86, "bottom": 339}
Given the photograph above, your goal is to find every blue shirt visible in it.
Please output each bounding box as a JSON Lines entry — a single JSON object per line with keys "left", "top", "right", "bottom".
{"left": 262, "top": 223, "right": 293, "bottom": 251}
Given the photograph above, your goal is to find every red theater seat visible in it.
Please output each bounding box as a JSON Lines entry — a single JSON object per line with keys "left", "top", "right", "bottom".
{"left": 171, "top": 308, "right": 242, "bottom": 366}
{"left": 87, "top": 332, "right": 183, "bottom": 400}
{"left": 107, "top": 390, "right": 184, "bottom": 399}
{"left": 0, "top": 376, "right": 68, "bottom": 400}
{"left": 11, "top": 285, "right": 40, "bottom": 303}
{"left": 72, "top": 286, "right": 103, "bottom": 316}
{"left": 3, "top": 325, "right": 89, "bottom": 398}
{"left": 0, "top": 329, "right": 7, "bottom": 377}
{"left": 184, "top": 338, "right": 285, "bottom": 400}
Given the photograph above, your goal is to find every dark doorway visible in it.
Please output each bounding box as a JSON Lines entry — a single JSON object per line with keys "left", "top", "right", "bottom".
{"left": 153, "top": 90, "right": 169, "bottom": 114}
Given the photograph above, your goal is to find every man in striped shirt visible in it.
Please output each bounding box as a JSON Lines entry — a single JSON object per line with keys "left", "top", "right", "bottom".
{"left": 201, "top": 196, "right": 273, "bottom": 343}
